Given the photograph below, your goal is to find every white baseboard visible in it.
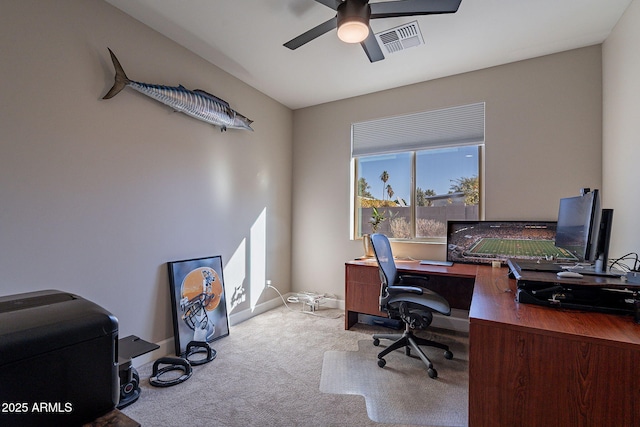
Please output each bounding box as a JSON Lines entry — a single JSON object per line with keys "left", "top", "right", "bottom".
{"left": 130, "top": 297, "right": 467, "bottom": 369}
{"left": 130, "top": 294, "right": 289, "bottom": 368}
{"left": 317, "top": 297, "right": 345, "bottom": 311}
{"left": 228, "top": 294, "right": 289, "bottom": 326}
{"left": 128, "top": 337, "right": 173, "bottom": 369}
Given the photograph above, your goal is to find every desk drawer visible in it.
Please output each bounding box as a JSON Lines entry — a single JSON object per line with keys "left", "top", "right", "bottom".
{"left": 345, "top": 263, "right": 386, "bottom": 317}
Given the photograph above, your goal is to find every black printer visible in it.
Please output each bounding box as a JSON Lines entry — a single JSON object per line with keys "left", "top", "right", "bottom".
{"left": 0, "top": 290, "right": 119, "bottom": 426}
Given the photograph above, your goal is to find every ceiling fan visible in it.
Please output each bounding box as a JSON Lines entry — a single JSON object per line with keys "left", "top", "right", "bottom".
{"left": 284, "top": 0, "right": 462, "bottom": 62}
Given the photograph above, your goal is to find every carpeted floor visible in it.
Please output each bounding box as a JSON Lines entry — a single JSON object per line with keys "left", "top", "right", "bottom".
{"left": 320, "top": 336, "right": 468, "bottom": 426}
{"left": 121, "top": 303, "right": 468, "bottom": 426}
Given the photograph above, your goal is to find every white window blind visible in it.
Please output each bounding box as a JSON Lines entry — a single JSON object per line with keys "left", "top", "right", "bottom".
{"left": 351, "top": 102, "right": 485, "bottom": 157}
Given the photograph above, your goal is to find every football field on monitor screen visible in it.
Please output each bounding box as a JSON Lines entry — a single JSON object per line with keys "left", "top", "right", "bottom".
{"left": 468, "top": 238, "right": 570, "bottom": 258}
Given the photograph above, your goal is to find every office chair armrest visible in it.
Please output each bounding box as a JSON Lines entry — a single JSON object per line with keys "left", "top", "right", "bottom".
{"left": 388, "top": 274, "right": 428, "bottom": 294}
{"left": 387, "top": 284, "right": 423, "bottom": 295}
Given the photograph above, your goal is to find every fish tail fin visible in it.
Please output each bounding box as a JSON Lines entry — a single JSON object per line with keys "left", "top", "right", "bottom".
{"left": 103, "top": 48, "right": 131, "bottom": 99}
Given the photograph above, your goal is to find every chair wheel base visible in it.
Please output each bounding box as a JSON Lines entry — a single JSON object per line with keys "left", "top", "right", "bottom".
{"left": 444, "top": 350, "right": 454, "bottom": 359}
{"left": 377, "top": 358, "right": 386, "bottom": 368}
{"left": 428, "top": 368, "right": 438, "bottom": 379}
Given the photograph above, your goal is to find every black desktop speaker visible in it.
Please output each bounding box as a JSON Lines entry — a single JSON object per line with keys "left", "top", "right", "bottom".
{"left": 117, "top": 361, "right": 141, "bottom": 409}
{"left": 116, "top": 335, "right": 159, "bottom": 409}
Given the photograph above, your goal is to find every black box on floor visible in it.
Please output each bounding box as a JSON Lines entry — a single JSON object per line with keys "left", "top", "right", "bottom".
{"left": 0, "top": 290, "right": 119, "bottom": 426}
{"left": 358, "top": 313, "right": 402, "bottom": 329}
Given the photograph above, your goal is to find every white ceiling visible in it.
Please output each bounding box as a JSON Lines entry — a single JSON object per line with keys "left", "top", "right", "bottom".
{"left": 104, "top": 0, "right": 632, "bottom": 110}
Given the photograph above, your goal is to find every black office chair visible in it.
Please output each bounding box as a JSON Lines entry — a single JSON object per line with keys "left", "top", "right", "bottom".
{"left": 370, "top": 233, "right": 453, "bottom": 378}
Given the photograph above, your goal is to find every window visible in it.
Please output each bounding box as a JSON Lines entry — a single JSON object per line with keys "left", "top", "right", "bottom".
{"left": 352, "top": 103, "right": 485, "bottom": 241}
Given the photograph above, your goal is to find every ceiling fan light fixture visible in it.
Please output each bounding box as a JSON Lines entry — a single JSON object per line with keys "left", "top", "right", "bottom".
{"left": 337, "top": 0, "right": 371, "bottom": 44}
{"left": 337, "top": 21, "right": 369, "bottom": 43}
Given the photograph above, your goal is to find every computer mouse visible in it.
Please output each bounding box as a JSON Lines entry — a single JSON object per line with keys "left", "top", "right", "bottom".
{"left": 557, "top": 271, "right": 584, "bottom": 278}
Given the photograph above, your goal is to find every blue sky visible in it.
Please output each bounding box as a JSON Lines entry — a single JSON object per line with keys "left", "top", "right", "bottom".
{"left": 358, "top": 146, "right": 479, "bottom": 203}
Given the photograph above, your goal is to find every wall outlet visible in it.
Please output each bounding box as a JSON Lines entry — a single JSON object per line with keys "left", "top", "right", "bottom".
{"left": 265, "top": 279, "right": 272, "bottom": 288}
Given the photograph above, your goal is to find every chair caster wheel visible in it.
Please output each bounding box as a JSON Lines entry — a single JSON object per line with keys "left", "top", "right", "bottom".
{"left": 378, "top": 358, "right": 386, "bottom": 368}
{"left": 373, "top": 338, "right": 380, "bottom": 346}
{"left": 428, "top": 368, "right": 438, "bottom": 379}
{"left": 444, "top": 350, "right": 453, "bottom": 360}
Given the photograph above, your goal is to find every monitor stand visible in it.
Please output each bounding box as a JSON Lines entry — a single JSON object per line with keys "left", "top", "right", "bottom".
{"left": 574, "top": 264, "right": 625, "bottom": 277}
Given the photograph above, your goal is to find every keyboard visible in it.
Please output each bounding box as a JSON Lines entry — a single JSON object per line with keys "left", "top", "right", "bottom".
{"left": 419, "top": 260, "right": 453, "bottom": 267}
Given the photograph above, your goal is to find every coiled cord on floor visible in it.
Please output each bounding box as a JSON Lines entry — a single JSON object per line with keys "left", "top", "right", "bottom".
{"left": 266, "top": 285, "right": 343, "bottom": 319}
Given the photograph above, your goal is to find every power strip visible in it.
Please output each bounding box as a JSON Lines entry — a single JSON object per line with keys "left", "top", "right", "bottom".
{"left": 302, "top": 294, "right": 325, "bottom": 312}
{"left": 286, "top": 292, "right": 327, "bottom": 312}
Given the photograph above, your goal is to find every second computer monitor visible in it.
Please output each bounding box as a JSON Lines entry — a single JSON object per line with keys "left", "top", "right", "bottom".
{"left": 554, "top": 189, "right": 601, "bottom": 263}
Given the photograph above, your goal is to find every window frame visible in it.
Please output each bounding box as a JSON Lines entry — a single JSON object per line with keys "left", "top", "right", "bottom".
{"left": 352, "top": 143, "right": 484, "bottom": 243}
{"left": 350, "top": 102, "right": 486, "bottom": 243}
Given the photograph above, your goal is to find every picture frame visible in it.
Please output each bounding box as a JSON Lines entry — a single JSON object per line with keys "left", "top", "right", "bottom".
{"left": 167, "top": 255, "right": 230, "bottom": 356}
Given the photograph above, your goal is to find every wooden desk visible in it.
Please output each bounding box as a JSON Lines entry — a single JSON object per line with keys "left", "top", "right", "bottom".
{"left": 469, "top": 266, "right": 640, "bottom": 426}
{"left": 344, "top": 259, "right": 477, "bottom": 330}
{"left": 344, "top": 260, "right": 640, "bottom": 426}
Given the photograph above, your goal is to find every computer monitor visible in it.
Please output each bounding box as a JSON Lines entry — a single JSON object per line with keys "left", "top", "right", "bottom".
{"left": 554, "top": 189, "right": 601, "bottom": 264}
{"left": 446, "top": 220, "right": 558, "bottom": 265}
{"left": 594, "top": 208, "right": 614, "bottom": 273}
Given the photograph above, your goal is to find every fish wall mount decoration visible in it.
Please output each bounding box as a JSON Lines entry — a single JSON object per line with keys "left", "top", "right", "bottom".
{"left": 103, "top": 48, "right": 253, "bottom": 132}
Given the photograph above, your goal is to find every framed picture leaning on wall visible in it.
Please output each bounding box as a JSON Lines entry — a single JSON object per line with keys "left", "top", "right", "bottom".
{"left": 167, "top": 255, "right": 230, "bottom": 356}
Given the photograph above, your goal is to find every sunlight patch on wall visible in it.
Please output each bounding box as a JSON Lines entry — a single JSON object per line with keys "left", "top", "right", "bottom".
{"left": 225, "top": 238, "right": 246, "bottom": 312}
{"left": 250, "top": 208, "right": 267, "bottom": 311}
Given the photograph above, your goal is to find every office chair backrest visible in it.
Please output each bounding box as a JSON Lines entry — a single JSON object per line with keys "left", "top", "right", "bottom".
{"left": 370, "top": 233, "right": 398, "bottom": 289}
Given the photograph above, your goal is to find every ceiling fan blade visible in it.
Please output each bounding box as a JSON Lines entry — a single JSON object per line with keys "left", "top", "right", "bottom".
{"left": 314, "top": 0, "right": 341, "bottom": 10}
{"left": 370, "top": 0, "right": 461, "bottom": 19}
{"left": 284, "top": 17, "right": 338, "bottom": 50}
{"left": 360, "top": 27, "right": 385, "bottom": 63}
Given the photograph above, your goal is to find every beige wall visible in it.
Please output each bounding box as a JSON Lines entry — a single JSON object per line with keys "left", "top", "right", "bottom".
{"left": 0, "top": 0, "right": 293, "bottom": 344}
{"left": 603, "top": 0, "right": 640, "bottom": 261}
{"left": 292, "top": 46, "right": 603, "bottom": 299}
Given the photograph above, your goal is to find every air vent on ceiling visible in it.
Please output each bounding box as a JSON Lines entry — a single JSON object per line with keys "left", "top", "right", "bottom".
{"left": 375, "top": 21, "right": 424, "bottom": 55}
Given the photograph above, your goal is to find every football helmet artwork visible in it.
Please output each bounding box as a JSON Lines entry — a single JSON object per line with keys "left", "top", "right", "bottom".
{"left": 179, "top": 267, "right": 223, "bottom": 343}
